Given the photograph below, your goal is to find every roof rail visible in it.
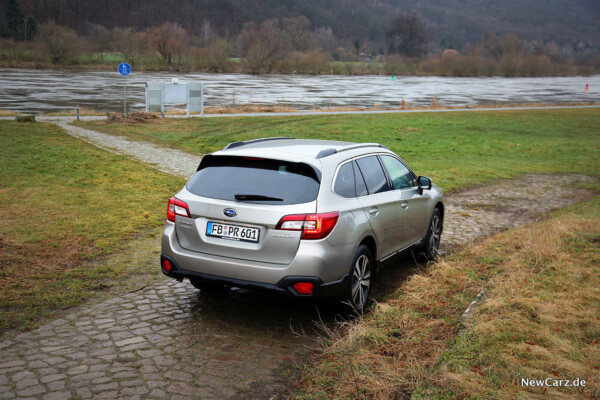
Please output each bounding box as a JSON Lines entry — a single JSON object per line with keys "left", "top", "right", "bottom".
{"left": 223, "top": 137, "right": 295, "bottom": 150}
{"left": 316, "top": 143, "right": 388, "bottom": 159}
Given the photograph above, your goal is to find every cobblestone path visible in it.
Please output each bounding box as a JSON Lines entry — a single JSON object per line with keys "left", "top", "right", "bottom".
{"left": 0, "top": 282, "right": 313, "bottom": 400}
{"left": 0, "top": 119, "right": 596, "bottom": 399}
{"left": 442, "top": 173, "right": 597, "bottom": 248}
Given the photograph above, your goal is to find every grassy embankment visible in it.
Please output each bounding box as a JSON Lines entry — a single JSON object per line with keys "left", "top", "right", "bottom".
{"left": 290, "top": 197, "right": 600, "bottom": 399}
{"left": 78, "top": 108, "right": 600, "bottom": 192}
{"left": 0, "top": 121, "right": 184, "bottom": 332}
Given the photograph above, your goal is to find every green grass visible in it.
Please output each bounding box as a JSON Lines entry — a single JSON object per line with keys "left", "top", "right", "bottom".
{"left": 0, "top": 121, "right": 184, "bottom": 331}
{"left": 77, "top": 108, "right": 600, "bottom": 192}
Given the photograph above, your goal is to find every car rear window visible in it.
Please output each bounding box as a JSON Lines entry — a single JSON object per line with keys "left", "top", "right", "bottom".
{"left": 187, "top": 156, "right": 320, "bottom": 205}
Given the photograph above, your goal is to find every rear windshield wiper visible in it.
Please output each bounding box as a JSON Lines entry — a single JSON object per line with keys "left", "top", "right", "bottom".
{"left": 234, "top": 194, "right": 284, "bottom": 201}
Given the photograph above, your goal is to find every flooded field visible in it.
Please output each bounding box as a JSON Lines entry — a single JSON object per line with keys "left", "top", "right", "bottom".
{"left": 1, "top": 68, "right": 598, "bottom": 113}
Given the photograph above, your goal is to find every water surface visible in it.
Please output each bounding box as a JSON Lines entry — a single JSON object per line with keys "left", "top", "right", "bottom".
{"left": 0, "top": 68, "right": 598, "bottom": 113}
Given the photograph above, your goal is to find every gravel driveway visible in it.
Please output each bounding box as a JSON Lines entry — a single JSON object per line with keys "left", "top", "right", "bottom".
{"left": 0, "top": 119, "right": 596, "bottom": 399}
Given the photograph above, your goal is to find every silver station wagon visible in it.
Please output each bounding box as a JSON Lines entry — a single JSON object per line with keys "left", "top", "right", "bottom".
{"left": 161, "top": 138, "right": 444, "bottom": 311}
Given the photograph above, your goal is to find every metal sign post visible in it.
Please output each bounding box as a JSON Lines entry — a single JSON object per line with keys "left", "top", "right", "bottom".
{"left": 118, "top": 63, "right": 131, "bottom": 118}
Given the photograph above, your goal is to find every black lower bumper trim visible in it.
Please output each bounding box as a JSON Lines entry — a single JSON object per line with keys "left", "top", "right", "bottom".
{"left": 160, "top": 254, "right": 347, "bottom": 299}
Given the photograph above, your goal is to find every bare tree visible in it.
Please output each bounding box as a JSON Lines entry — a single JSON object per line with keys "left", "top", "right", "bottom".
{"left": 238, "top": 19, "right": 286, "bottom": 73}
{"left": 314, "top": 27, "right": 336, "bottom": 53}
{"left": 193, "top": 36, "right": 231, "bottom": 72}
{"left": 282, "top": 16, "right": 317, "bottom": 52}
{"left": 150, "top": 22, "right": 188, "bottom": 67}
{"left": 87, "top": 23, "right": 111, "bottom": 62}
{"left": 112, "top": 27, "right": 149, "bottom": 66}
{"left": 37, "top": 20, "right": 80, "bottom": 63}
{"left": 484, "top": 31, "right": 525, "bottom": 61}
{"left": 387, "top": 12, "right": 427, "bottom": 57}
{"left": 483, "top": 31, "right": 504, "bottom": 61}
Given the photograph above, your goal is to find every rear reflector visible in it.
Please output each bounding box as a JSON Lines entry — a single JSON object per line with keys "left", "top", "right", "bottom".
{"left": 162, "top": 259, "right": 172, "bottom": 272}
{"left": 167, "top": 197, "right": 191, "bottom": 222}
{"left": 293, "top": 282, "right": 314, "bottom": 294}
{"left": 276, "top": 212, "right": 339, "bottom": 240}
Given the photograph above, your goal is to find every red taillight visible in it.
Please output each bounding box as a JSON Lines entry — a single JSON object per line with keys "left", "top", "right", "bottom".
{"left": 293, "top": 282, "right": 314, "bottom": 294}
{"left": 275, "top": 212, "right": 339, "bottom": 240}
{"left": 167, "top": 197, "right": 190, "bottom": 222}
{"left": 162, "top": 259, "right": 172, "bottom": 272}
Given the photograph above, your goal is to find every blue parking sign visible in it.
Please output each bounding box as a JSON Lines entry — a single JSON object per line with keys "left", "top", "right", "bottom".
{"left": 118, "top": 62, "right": 131, "bottom": 76}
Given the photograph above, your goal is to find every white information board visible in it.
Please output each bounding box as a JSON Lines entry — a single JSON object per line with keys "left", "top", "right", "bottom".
{"left": 145, "top": 81, "right": 204, "bottom": 117}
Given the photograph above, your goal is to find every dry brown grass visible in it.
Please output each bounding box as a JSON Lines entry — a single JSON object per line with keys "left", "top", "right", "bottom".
{"left": 292, "top": 255, "right": 485, "bottom": 399}
{"left": 423, "top": 214, "right": 600, "bottom": 399}
{"left": 291, "top": 198, "right": 600, "bottom": 400}
{"left": 40, "top": 107, "right": 104, "bottom": 116}
{"left": 106, "top": 111, "right": 160, "bottom": 124}
{"left": 18, "top": 101, "right": 599, "bottom": 119}
{"left": 202, "top": 104, "right": 299, "bottom": 114}
{"left": 0, "top": 110, "right": 17, "bottom": 116}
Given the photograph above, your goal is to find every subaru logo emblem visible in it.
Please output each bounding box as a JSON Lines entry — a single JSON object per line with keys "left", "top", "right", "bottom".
{"left": 223, "top": 208, "right": 237, "bottom": 217}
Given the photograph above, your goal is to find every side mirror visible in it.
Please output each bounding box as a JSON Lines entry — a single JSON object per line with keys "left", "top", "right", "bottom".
{"left": 417, "top": 176, "right": 432, "bottom": 195}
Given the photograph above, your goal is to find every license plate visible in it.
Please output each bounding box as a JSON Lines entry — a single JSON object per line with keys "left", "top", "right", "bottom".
{"left": 206, "top": 222, "right": 260, "bottom": 243}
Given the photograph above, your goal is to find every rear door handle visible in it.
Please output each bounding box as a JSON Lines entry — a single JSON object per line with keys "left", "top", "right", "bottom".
{"left": 401, "top": 202, "right": 409, "bottom": 209}
{"left": 369, "top": 207, "right": 379, "bottom": 216}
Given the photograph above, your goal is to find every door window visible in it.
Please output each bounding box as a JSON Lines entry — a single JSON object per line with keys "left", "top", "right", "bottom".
{"left": 380, "top": 155, "right": 415, "bottom": 190}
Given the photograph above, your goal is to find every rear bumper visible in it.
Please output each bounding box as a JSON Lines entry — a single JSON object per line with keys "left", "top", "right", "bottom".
{"left": 161, "top": 221, "right": 353, "bottom": 298}
{"left": 161, "top": 253, "right": 348, "bottom": 298}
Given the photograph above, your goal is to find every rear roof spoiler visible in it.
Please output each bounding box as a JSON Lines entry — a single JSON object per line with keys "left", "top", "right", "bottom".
{"left": 223, "top": 137, "right": 295, "bottom": 150}
{"left": 196, "top": 153, "right": 322, "bottom": 183}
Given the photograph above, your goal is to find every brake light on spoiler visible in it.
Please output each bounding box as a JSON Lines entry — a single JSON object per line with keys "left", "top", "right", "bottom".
{"left": 275, "top": 212, "right": 339, "bottom": 240}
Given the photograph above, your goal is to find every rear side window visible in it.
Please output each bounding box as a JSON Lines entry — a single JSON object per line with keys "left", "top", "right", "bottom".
{"left": 355, "top": 156, "right": 390, "bottom": 195}
{"left": 187, "top": 156, "right": 320, "bottom": 205}
{"left": 333, "top": 162, "right": 356, "bottom": 198}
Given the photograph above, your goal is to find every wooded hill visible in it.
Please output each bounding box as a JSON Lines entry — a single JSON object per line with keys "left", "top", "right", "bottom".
{"left": 1, "top": 0, "right": 599, "bottom": 52}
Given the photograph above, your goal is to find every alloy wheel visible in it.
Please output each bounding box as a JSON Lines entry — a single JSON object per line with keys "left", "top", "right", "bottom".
{"left": 351, "top": 254, "right": 371, "bottom": 311}
{"left": 429, "top": 214, "right": 441, "bottom": 256}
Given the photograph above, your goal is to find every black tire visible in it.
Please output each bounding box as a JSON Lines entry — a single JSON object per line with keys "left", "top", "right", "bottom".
{"left": 188, "top": 277, "right": 228, "bottom": 293}
{"left": 422, "top": 208, "right": 442, "bottom": 260}
{"left": 345, "top": 244, "right": 373, "bottom": 313}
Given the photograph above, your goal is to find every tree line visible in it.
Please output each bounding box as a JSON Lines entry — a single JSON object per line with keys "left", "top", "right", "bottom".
{"left": 1, "top": 0, "right": 597, "bottom": 76}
